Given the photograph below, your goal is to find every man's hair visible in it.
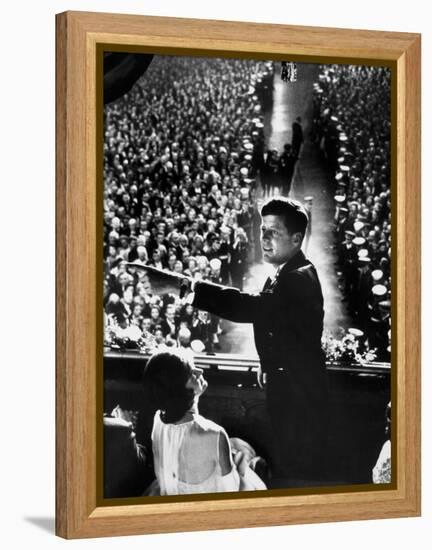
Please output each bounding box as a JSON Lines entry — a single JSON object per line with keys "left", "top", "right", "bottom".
{"left": 261, "top": 198, "right": 309, "bottom": 237}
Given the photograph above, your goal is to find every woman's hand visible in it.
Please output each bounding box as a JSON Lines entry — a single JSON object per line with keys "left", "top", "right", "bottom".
{"left": 111, "top": 405, "right": 134, "bottom": 424}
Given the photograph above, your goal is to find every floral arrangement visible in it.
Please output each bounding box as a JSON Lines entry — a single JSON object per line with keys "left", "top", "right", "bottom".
{"left": 105, "top": 315, "right": 378, "bottom": 366}
{"left": 322, "top": 328, "right": 377, "bottom": 365}
{"left": 104, "top": 315, "right": 157, "bottom": 352}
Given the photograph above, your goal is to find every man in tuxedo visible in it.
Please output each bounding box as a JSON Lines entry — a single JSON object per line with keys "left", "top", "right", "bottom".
{"left": 132, "top": 198, "right": 328, "bottom": 483}
{"left": 189, "top": 198, "right": 328, "bottom": 482}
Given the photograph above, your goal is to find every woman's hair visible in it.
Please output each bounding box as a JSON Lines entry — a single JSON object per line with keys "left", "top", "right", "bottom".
{"left": 143, "top": 351, "right": 195, "bottom": 424}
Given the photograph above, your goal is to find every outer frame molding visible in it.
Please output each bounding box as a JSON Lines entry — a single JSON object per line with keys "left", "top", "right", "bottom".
{"left": 55, "top": 11, "right": 421, "bottom": 539}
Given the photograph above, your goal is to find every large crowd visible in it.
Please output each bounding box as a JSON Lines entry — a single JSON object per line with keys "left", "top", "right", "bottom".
{"left": 103, "top": 56, "right": 274, "bottom": 353}
{"left": 313, "top": 64, "right": 392, "bottom": 360}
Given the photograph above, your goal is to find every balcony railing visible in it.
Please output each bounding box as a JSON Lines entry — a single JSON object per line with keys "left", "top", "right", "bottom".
{"left": 104, "top": 348, "right": 391, "bottom": 376}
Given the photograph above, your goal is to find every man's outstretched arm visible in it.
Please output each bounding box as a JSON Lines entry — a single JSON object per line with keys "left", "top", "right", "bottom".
{"left": 192, "top": 280, "right": 261, "bottom": 323}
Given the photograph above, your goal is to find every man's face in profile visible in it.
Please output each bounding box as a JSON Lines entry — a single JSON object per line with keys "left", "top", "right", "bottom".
{"left": 261, "top": 214, "right": 298, "bottom": 266}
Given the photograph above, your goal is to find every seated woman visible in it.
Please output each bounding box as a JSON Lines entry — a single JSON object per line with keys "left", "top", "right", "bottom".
{"left": 143, "top": 350, "right": 266, "bottom": 495}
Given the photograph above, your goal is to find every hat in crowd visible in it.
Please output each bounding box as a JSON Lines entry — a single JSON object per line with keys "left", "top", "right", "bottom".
{"left": 191, "top": 340, "right": 205, "bottom": 353}
{"left": 353, "top": 237, "right": 366, "bottom": 246}
{"left": 358, "top": 256, "right": 371, "bottom": 263}
{"left": 110, "top": 257, "right": 123, "bottom": 269}
{"left": 339, "top": 207, "right": 349, "bottom": 213}
{"left": 244, "top": 154, "right": 252, "bottom": 161}
{"left": 210, "top": 258, "right": 222, "bottom": 270}
{"left": 372, "top": 284, "right": 387, "bottom": 296}
{"left": 129, "top": 235, "right": 138, "bottom": 242}
{"left": 335, "top": 195, "right": 346, "bottom": 203}
{"left": 358, "top": 249, "right": 369, "bottom": 258}
{"left": 330, "top": 115, "right": 339, "bottom": 122}
{"left": 243, "top": 142, "right": 253, "bottom": 152}
{"left": 372, "top": 269, "right": 384, "bottom": 281}
{"left": 337, "top": 156, "right": 345, "bottom": 163}
{"left": 348, "top": 328, "right": 364, "bottom": 337}
{"left": 353, "top": 221, "right": 364, "bottom": 232}
{"left": 345, "top": 230, "right": 355, "bottom": 237}
{"left": 378, "top": 300, "right": 391, "bottom": 310}
{"left": 304, "top": 196, "right": 313, "bottom": 203}
{"left": 340, "top": 165, "right": 350, "bottom": 172}
{"left": 240, "top": 167, "right": 249, "bottom": 176}
{"left": 339, "top": 133, "right": 348, "bottom": 142}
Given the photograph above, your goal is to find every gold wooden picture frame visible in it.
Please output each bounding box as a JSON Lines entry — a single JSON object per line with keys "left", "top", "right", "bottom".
{"left": 56, "top": 11, "right": 421, "bottom": 539}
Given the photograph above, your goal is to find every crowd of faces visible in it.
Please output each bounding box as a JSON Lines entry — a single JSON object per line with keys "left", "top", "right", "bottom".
{"left": 313, "top": 64, "right": 392, "bottom": 359}
{"left": 103, "top": 55, "right": 273, "bottom": 352}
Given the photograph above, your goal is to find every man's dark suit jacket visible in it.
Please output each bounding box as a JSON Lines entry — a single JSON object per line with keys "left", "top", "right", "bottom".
{"left": 193, "top": 250, "right": 325, "bottom": 380}
{"left": 193, "top": 250, "right": 328, "bottom": 478}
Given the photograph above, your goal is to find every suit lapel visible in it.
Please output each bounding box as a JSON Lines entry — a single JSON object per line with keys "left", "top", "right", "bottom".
{"left": 263, "top": 276, "right": 273, "bottom": 291}
{"left": 262, "top": 251, "right": 309, "bottom": 291}
{"left": 263, "top": 271, "right": 280, "bottom": 291}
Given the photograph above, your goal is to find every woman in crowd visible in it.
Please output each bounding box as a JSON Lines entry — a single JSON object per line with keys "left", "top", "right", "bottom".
{"left": 143, "top": 350, "right": 266, "bottom": 495}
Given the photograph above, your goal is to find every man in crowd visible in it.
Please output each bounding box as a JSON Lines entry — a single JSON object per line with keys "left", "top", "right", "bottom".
{"left": 292, "top": 116, "right": 304, "bottom": 158}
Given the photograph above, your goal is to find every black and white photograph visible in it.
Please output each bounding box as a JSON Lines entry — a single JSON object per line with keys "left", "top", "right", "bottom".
{"left": 102, "top": 52, "right": 392, "bottom": 499}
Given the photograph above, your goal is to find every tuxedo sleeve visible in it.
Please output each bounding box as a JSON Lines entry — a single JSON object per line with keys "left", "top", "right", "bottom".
{"left": 192, "top": 275, "right": 309, "bottom": 324}
{"left": 192, "top": 281, "right": 260, "bottom": 322}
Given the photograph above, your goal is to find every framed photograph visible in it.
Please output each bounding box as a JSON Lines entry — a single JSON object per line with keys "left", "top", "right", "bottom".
{"left": 56, "top": 11, "right": 421, "bottom": 539}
